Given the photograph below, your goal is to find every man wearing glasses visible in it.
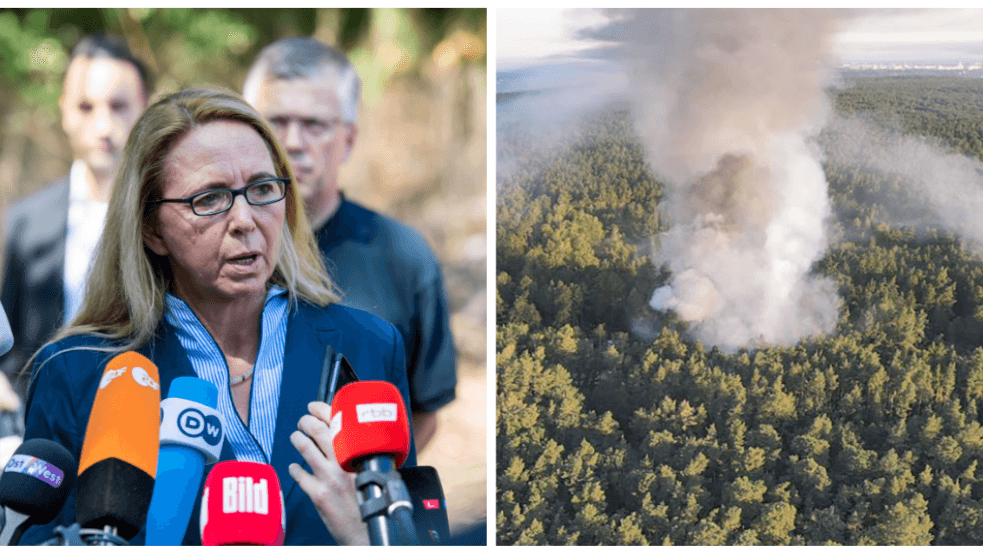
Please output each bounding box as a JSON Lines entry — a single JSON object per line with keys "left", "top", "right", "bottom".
{"left": 243, "top": 37, "right": 456, "bottom": 452}
{"left": 1, "top": 34, "right": 151, "bottom": 401}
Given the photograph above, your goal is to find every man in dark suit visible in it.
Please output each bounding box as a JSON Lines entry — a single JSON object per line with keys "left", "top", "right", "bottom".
{"left": 243, "top": 37, "right": 457, "bottom": 452}
{"left": 0, "top": 34, "right": 151, "bottom": 399}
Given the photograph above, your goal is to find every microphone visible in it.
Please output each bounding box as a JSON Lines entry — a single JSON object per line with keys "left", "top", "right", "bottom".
{"left": 0, "top": 303, "right": 12, "bottom": 357}
{"left": 75, "top": 351, "right": 161, "bottom": 542}
{"left": 199, "top": 461, "right": 285, "bottom": 546}
{"left": 330, "top": 380, "right": 416, "bottom": 545}
{"left": 398, "top": 465, "right": 450, "bottom": 545}
{"left": 145, "top": 376, "right": 225, "bottom": 545}
{"left": 331, "top": 381, "right": 411, "bottom": 472}
{"left": 0, "top": 439, "right": 78, "bottom": 545}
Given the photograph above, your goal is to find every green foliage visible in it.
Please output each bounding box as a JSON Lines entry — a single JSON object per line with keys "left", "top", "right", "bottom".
{"left": 498, "top": 76, "right": 983, "bottom": 544}
{"left": 833, "top": 76, "right": 983, "bottom": 162}
{"left": 0, "top": 10, "right": 66, "bottom": 112}
{"left": 0, "top": 8, "right": 487, "bottom": 201}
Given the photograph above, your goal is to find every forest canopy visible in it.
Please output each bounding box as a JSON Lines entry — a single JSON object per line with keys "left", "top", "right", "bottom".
{"left": 497, "top": 75, "right": 983, "bottom": 545}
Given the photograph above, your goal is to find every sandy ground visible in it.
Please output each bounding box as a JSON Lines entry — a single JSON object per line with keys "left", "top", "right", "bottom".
{"left": 417, "top": 292, "right": 488, "bottom": 534}
{"left": 418, "top": 357, "right": 488, "bottom": 533}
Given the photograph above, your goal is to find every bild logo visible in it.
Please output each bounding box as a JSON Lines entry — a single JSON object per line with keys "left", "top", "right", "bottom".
{"left": 178, "top": 407, "right": 223, "bottom": 446}
{"left": 355, "top": 403, "right": 398, "bottom": 423}
{"left": 223, "top": 476, "right": 269, "bottom": 514}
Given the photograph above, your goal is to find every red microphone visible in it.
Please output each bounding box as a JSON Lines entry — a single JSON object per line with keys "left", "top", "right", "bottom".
{"left": 199, "top": 461, "right": 285, "bottom": 546}
{"left": 330, "top": 381, "right": 410, "bottom": 471}
{"left": 330, "top": 381, "right": 416, "bottom": 545}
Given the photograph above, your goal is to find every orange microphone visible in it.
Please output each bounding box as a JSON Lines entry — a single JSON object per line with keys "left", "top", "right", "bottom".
{"left": 75, "top": 351, "right": 161, "bottom": 541}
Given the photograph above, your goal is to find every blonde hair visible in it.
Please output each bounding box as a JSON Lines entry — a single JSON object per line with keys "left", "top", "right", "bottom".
{"left": 32, "top": 87, "right": 338, "bottom": 368}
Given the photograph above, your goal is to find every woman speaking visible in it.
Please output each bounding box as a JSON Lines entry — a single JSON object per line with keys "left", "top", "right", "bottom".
{"left": 20, "top": 88, "right": 414, "bottom": 545}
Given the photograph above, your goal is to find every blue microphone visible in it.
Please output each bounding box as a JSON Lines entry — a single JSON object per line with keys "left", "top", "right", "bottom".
{"left": 145, "top": 377, "right": 225, "bottom": 545}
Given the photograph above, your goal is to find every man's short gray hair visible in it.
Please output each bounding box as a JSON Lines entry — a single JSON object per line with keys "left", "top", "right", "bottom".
{"left": 242, "top": 37, "right": 361, "bottom": 124}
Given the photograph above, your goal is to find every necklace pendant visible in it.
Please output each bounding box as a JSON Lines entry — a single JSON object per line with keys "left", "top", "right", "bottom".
{"left": 230, "top": 366, "right": 254, "bottom": 386}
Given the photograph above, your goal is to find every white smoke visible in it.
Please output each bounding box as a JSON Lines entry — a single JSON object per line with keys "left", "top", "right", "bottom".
{"left": 609, "top": 9, "right": 844, "bottom": 349}
{"left": 497, "top": 59, "right": 628, "bottom": 188}
{"left": 825, "top": 114, "right": 983, "bottom": 245}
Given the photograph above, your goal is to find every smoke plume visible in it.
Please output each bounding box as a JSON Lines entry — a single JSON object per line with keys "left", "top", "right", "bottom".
{"left": 598, "top": 9, "right": 844, "bottom": 350}
{"left": 825, "top": 114, "right": 983, "bottom": 246}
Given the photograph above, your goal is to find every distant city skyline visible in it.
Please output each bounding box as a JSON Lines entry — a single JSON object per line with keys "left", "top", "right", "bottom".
{"left": 498, "top": 8, "right": 983, "bottom": 69}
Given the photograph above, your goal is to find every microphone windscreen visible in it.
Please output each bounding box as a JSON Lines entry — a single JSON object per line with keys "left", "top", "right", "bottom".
{"left": 0, "top": 303, "right": 12, "bottom": 357}
{"left": 158, "top": 376, "right": 224, "bottom": 463}
{"left": 398, "top": 465, "right": 450, "bottom": 544}
{"left": 0, "top": 439, "right": 77, "bottom": 524}
{"left": 75, "top": 351, "right": 161, "bottom": 538}
{"left": 146, "top": 377, "right": 225, "bottom": 545}
{"left": 199, "top": 461, "right": 285, "bottom": 546}
{"left": 330, "top": 381, "right": 410, "bottom": 472}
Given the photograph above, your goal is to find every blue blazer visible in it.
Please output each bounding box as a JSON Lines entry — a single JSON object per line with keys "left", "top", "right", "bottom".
{"left": 20, "top": 299, "right": 416, "bottom": 545}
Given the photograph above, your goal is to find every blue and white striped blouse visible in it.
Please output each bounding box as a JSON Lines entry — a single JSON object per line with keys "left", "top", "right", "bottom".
{"left": 163, "top": 286, "right": 289, "bottom": 464}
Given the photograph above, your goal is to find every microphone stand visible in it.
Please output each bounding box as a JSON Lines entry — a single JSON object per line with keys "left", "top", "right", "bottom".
{"left": 357, "top": 456, "right": 393, "bottom": 546}
{"left": 42, "top": 523, "right": 128, "bottom": 546}
{"left": 87, "top": 524, "right": 123, "bottom": 546}
{"left": 0, "top": 507, "right": 29, "bottom": 546}
{"left": 354, "top": 457, "right": 419, "bottom": 546}
{"left": 385, "top": 479, "right": 418, "bottom": 546}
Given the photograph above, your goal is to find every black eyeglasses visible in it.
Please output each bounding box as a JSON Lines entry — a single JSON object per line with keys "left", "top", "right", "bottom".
{"left": 151, "top": 177, "right": 289, "bottom": 216}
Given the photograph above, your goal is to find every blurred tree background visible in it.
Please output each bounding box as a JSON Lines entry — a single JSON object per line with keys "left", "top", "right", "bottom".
{"left": 0, "top": 7, "right": 487, "bottom": 536}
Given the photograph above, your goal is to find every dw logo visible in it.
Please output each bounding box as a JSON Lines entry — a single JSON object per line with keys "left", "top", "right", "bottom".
{"left": 178, "top": 407, "right": 223, "bottom": 446}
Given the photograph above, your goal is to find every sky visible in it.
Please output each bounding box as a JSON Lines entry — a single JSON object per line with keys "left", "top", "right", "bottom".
{"left": 498, "top": 8, "right": 983, "bottom": 68}
{"left": 497, "top": 9, "right": 614, "bottom": 69}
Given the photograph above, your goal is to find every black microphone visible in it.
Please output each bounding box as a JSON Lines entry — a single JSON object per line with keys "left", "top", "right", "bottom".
{"left": 397, "top": 465, "right": 450, "bottom": 544}
{"left": 0, "top": 439, "right": 78, "bottom": 545}
{"left": 447, "top": 521, "right": 488, "bottom": 545}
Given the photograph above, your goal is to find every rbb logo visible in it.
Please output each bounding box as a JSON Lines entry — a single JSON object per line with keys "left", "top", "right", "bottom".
{"left": 355, "top": 403, "right": 398, "bottom": 423}
{"left": 223, "top": 476, "right": 269, "bottom": 514}
{"left": 178, "top": 407, "right": 223, "bottom": 446}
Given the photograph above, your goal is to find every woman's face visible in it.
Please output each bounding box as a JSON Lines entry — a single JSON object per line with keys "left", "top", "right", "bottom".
{"left": 145, "top": 120, "right": 285, "bottom": 306}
